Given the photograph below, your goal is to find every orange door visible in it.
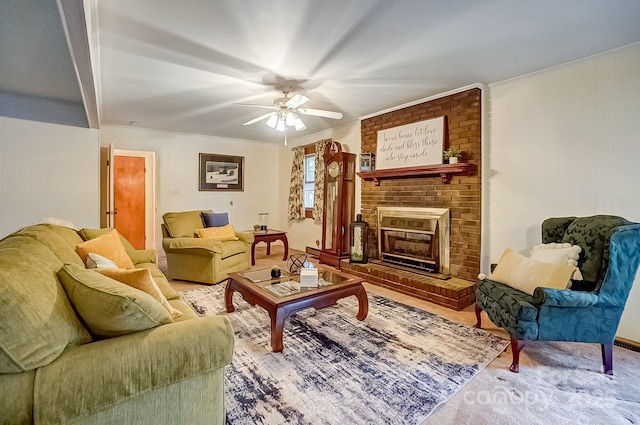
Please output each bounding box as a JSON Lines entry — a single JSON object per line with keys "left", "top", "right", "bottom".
{"left": 114, "top": 155, "right": 146, "bottom": 249}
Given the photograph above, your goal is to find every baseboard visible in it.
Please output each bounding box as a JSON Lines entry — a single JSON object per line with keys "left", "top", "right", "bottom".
{"left": 305, "top": 246, "right": 321, "bottom": 258}
{"left": 615, "top": 337, "right": 640, "bottom": 352}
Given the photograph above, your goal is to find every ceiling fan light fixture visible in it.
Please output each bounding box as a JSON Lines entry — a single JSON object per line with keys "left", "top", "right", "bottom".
{"left": 266, "top": 114, "right": 278, "bottom": 129}
{"left": 285, "top": 111, "right": 296, "bottom": 127}
{"left": 275, "top": 117, "right": 286, "bottom": 132}
{"left": 293, "top": 114, "right": 307, "bottom": 131}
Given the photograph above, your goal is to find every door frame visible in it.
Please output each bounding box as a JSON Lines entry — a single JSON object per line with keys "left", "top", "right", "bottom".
{"left": 111, "top": 149, "right": 156, "bottom": 250}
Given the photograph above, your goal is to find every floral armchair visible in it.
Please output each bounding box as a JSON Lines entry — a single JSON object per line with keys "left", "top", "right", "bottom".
{"left": 475, "top": 215, "right": 640, "bottom": 375}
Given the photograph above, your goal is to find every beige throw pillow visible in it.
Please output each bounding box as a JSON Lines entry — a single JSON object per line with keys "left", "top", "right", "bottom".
{"left": 76, "top": 229, "right": 134, "bottom": 269}
{"left": 96, "top": 268, "right": 183, "bottom": 319}
{"left": 491, "top": 248, "right": 579, "bottom": 296}
{"left": 196, "top": 224, "right": 238, "bottom": 241}
{"left": 58, "top": 264, "right": 173, "bottom": 338}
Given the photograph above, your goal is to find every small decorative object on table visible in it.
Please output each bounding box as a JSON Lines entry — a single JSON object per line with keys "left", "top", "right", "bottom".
{"left": 271, "top": 265, "right": 281, "bottom": 279}
{"left": 359, "top": 152, "right": 375, "bottom": 172}
{"left": 258, "top": 212, "right": 269, "bottom": 231}
{"left": 299, "top": 268, "right": 319, "bottom": 288}
{"left": 443, "top": 148, "right": 463, "bottom": 164}
{"left": 288, "top": 254, "right": 307, "bottom": 274}
{"left": 349, "top": 214, "right": 369, "bottom": 264}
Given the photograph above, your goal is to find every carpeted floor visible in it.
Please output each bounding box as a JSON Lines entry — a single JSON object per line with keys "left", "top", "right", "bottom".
{"left": 181, "top": 285, "right": 508, "bottom": 425}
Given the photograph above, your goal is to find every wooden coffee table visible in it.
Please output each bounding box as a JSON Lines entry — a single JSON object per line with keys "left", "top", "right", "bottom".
{"left": 225, "top": 267, "right": 368, "bottom": 352}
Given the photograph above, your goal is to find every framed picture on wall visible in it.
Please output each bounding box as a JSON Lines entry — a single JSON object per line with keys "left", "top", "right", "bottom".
{"left": 199, "top": 153, "right": 244, "bottom": 191}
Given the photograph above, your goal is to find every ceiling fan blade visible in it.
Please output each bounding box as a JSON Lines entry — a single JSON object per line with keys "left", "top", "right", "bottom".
{"left": 285, "top": 93, "right": 310, "bottom": 109}
{"left": 234, "top": 103, "right": 278, "bottom": 110}
{"left": 297, "top": 108, "right": 343, "bottom": 120}
{"left": 243, "top": 112, "right": 275, "bottom": 126}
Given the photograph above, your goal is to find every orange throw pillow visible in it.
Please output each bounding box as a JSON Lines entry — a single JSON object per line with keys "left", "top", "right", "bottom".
{"left": 76, "top": 229, "right": 134, "bottom": 269}
{"left": 96, "top": 268, "right": 183, "bottom": 319}
{"left": 196, "top": 224, "right": 238, "bottom": 241}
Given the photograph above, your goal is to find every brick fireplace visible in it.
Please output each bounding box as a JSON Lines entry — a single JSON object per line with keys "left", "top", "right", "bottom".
{"left": 342, "top": 87, "right": 481, "bottom": 310}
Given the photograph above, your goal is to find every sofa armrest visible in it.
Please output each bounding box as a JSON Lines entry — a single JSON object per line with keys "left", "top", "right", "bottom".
{"left": 532, "top": 287, "right": 599, "bottom": 308}
{"left": 163, "top": 237, "right": 223, "bottom": 255}
{"left": 35, "top": 316, "right": 234, "bottom": 423}
{"left": 235, "top": 231, "right": 254, "bottom": 244}
{"left": 128, "top": 248, "right": 157, "bottom": 265}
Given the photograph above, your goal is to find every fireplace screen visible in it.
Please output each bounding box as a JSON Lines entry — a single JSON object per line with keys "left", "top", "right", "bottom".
{"left": 380, "top": 230, "right": 439, "bottom": 270}
{"left": 377, "top": 207, "right": 450, "bottom": 274}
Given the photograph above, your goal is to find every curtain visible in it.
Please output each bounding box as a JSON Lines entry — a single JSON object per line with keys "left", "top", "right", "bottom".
{"left": 313, "top": 139, "right": 331, "bottom": 222}
{"left": 287, "top": 146, "right": 305, "bottom": 221}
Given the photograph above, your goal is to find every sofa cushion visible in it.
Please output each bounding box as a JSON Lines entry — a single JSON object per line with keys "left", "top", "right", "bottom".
{"left": 134, "top": 263, "right": 180, "bottom": 300}
{"left": 17, "top": 225, "right": 85, "bottom": 267}
{"left": 163, "top": 210, "right": 211, "bottom": 238}
{"left": 201, "top": 212, "right": 229, "bottom": 228}
{"left": 76, "top": 229, "right": 135, "bottom": 269}
{"left": 79, "top": 227, "right": 155, "bottom": 265}
{"left": 220, "top": 239, "right": 248, "bottom": 259}
{"left": 196, "top": 224, "right": 239, "bottom": 241}
{"left": 58, "top": 264, "right": 173, "bottom": 338}
{"left": 96, "top": 268, "right": 182, "bottom": 319}
{"left": 40, "top": 223, "right": 84, "bottom": 247}
{"left": 491, "top": 248, "right": 578, "bottom": 296}
{"left": 0, "top": 236, "right": 91, "bottom": 373}
{"left": 85, "top": 252, "right": 118, "bottom": 269}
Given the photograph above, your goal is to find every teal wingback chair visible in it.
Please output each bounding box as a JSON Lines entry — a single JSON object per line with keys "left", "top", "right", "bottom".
{"left": 475, "top": 215, "right": 640, "bottom": 375}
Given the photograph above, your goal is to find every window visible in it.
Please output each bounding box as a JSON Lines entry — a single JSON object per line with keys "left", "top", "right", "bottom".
{"left": 303, "top": 144, "right": 316, "bottom": 218}
{"left": 303, "top": 154, "right": 315, "bottom": 209}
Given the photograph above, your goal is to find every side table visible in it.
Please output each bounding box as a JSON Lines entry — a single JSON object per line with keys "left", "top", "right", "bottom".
{"left": 251, "top": 229, "right": 289, "bottom": 266}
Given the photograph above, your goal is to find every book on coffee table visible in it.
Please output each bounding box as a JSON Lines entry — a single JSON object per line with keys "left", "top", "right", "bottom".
{"left": 264, "top": 280, "right": 301, "bottom": 297}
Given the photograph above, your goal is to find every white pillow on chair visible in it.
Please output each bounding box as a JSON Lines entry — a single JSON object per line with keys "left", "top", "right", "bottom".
{"left": 530, "top": 243, "right": 583, "bottom": 280}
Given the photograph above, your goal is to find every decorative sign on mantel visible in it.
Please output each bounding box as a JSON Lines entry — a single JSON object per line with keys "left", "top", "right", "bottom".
{"left": 375, "top": 116, "right": 445, "bottom": 170}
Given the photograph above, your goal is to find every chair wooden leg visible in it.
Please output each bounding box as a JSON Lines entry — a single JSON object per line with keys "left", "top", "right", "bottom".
{"left": 510, "top": 337, "right": 525, "bottom": 373}
{"left": 474, "top": 303, "right": 482, "bottom": 328}
{"left": 601, "top": 343, "right": 613, "bottom": 375}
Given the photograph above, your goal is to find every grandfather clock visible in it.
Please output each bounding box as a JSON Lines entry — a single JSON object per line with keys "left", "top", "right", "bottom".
{"left": 319, "top": 141, "right": 356, "bottom": 268}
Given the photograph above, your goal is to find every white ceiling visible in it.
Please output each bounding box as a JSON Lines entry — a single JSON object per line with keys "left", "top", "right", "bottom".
{"left": 2, "top": 1, "right": 640, "bottom": 143}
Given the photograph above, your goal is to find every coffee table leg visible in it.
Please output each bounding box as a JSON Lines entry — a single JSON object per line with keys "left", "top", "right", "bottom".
{"left": 224, "top": 280, "right": 236, "bottom": 313}
{"left": 354, "top": 284, "right": 369, "bottom": 320}
{"left": 270, "top": 308, "right": 285, "bottom": 352}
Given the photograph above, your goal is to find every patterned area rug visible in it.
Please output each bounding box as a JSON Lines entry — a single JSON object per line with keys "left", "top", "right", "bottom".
{"left": 181, "top": 285, "right": 508, "bottom": 425}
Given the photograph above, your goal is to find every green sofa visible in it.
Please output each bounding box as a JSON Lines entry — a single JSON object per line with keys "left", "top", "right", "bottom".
{"left": 161, "top": 210, "right": 253, "bottom": 285}
{"left": 0, "top": 223, "right": 234, "bottom": 424}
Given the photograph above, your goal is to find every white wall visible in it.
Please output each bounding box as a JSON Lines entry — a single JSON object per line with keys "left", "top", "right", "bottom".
{"left": 279, "top": 121, "right": 361, "bottom": 251}
{"left": 0, "top": 117, "right": 99, "bottom": 236}
{"left": 486, "top": 42, "right": 640, "bottom": 341}
{"left": 100, "top": 125, "right": 281, "bottom": 255}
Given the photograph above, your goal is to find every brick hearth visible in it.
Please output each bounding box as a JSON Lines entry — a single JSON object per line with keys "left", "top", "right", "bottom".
{"left": 341, "top": 261, "right": 476, "bottom": 311}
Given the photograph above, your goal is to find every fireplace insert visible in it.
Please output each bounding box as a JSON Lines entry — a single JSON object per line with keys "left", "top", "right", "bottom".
{"left": 377, "top": 207, "right": 450, "bottom": 274}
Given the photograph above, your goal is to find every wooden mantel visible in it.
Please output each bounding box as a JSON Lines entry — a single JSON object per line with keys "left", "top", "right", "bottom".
{"left": 357, "top": 163, "right": 473, "bottom": 185}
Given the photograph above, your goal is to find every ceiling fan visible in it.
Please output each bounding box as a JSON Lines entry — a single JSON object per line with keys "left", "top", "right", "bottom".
{"left": 237, "top": 86, "right": 343, "bottom": 145}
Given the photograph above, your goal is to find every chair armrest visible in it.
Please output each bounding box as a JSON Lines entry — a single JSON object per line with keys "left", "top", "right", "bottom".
{"left": 128, "top": 248, "right": 157, "bottom": 265}
{"left": 36, "top": 316, "right": 234, "bottom": 423}
{"left": 532, "top": 287, "right": 599, "bottom": 308}
{"left": 235, "top": 231, "right": 254, "bottom": 244}
{"left": 163, "top": 237, "right": 223, "bottom": 254}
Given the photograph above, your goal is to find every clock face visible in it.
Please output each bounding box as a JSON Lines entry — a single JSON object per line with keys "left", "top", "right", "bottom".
{"left": 328, "top": 161, "right": 340, "bottom": 178}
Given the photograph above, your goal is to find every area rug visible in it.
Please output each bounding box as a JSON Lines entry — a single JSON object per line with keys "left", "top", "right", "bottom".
{"left": 181, "top": 286, "right": 508, "bottom": 425}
